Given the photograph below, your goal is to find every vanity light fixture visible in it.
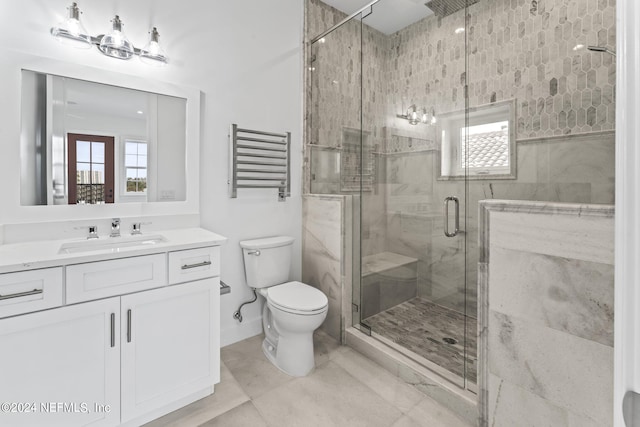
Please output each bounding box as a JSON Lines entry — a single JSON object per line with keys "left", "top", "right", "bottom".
{"left": 397, "top": 105, "right": 436, "bottom": 126}
{"left": 50, "top": 3, "right": 169, "bottom": 65}
{"left": 140, "top": 28, "right": 168, "bottom": 65}
{"left": 50, "top": 2, "right": 92, "bottom": 49}
{"left": 98, "top": 15, "right": 134, "bottom": 60}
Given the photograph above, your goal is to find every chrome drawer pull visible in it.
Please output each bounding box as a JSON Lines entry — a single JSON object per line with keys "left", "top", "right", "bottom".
{"left": 181, "top": 261, "right": 212, "bottom": 270}
{"left": 0, "top": 289, "right": 43, "bottom": 301}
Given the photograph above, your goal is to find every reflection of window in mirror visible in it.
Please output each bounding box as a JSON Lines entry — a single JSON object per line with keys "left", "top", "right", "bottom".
{"left": 67, "top": 133, "right": 114, "bottom": 204}
{"left": 438, "top": 100, "right": 516, "bottom": 180}
{"left": 124, "top": 140, "right": 148, "bottom": 194}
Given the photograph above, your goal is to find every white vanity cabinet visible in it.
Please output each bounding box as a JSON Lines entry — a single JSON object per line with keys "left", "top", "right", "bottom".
{"left": 0, "top": 297, "right": 121, "bottom": 427}
{"left": 0, "top": 230, "right": 224, "bottom": 427}
{"left": 121, "top": 278, "right": 218, "bottom": 425}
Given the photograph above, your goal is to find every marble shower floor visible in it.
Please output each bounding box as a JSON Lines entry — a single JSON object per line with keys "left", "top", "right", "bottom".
{"left": 144, "top": 330, "right": 472, "bottom": 427}
{"left": 364, "top": 297, "right": 477, "bottom": 384}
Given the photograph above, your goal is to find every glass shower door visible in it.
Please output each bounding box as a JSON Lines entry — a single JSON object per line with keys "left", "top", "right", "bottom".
{"left": 355, "top": 0, "right": 473, "bottom": 390}
{"left": 307, "top": 0, "right": 475, "bottom": 391}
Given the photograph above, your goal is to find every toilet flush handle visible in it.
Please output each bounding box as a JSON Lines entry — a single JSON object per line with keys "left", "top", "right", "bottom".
{"left": 247, "top": 250, "right": 261, "bottom": 256}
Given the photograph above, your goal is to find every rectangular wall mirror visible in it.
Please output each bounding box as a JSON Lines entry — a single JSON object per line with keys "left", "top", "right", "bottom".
{"left": 20, "top": 70, "right": 187, "bottom": 206}
{"left": 438, "top": 100, "right": 516, "bottom": 180}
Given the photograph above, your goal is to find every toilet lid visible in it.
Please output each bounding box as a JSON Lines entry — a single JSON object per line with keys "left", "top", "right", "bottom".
{"left": 267, "top": 281, "right": 328, "bottom": 312}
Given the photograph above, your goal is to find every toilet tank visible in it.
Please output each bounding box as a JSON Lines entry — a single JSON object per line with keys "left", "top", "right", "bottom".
{"left": 240, "top": 236, "right": 295, "bottom": 288}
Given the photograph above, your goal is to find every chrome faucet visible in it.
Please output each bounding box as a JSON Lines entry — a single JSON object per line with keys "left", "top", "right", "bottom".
{"left": 110, "top": 218, "right": 121, "bottom": 238}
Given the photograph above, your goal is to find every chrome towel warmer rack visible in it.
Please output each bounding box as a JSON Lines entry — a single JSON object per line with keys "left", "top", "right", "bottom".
{"left": 229, "top": 124, "right": 291, "bottom": 201}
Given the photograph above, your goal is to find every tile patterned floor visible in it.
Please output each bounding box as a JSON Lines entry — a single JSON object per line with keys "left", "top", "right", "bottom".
{"left": 364, "top": 297, "right": 477, "bottom": 384}
{"left": 144, "top": 330, "right": 473, "bottom": 427}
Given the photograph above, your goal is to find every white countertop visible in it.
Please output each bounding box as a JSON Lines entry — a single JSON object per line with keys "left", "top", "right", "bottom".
{"left": 0, "top": 228, "right": 227, "bottom": 274}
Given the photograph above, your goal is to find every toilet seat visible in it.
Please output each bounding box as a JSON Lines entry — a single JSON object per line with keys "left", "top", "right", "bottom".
{"left": 267, "top": 281, "right": 328, "bottom": 315}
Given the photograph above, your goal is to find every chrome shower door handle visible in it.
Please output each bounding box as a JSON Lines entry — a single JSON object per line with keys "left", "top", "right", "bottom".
{"left": 444, "top": 196, "right": 460, "bottom": 237}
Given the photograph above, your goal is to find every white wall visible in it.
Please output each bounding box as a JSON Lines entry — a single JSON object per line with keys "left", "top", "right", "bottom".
{"left": 0, "top": 0, "right": 304, "bottom": 346}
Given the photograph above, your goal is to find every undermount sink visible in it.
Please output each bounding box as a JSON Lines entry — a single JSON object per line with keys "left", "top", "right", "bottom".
{"left": 58, "top": 235, "right": 167, "bottom": 254}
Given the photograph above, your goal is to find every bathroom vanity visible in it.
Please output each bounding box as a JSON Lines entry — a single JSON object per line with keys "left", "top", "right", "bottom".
{"left": 0, "top": 228, "right": 226, "bottom": 427}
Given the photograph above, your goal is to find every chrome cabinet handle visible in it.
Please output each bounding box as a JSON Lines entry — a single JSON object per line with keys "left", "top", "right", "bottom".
{"left": 181, "top": 261, "right": 212, "bottom": 270}
{"left": 110, "top": 313, "right": 115, "bottom": 348}
{"left": 444, "top": 196, "right": 460, "bottom": 237}
{"left": 0, "top": 289, "right": 43, "bottom": 301}
{"left": 127, "top": 309, "right": 132, "bottom": 343}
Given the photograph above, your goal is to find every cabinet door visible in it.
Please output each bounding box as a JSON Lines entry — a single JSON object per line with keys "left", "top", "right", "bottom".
{"left": 0, "top": 298, "right": 120, "bottom": 427}
{"left": 121, "top": 279, "right": 218, "bottom": 424}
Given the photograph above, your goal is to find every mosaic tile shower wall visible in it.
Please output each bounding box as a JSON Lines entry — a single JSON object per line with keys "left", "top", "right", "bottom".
{"left": 307, "top": 0, "right": 616, "bottom": 166}
{"left": 386, "top": 0, "right": 616, "bottom": 138}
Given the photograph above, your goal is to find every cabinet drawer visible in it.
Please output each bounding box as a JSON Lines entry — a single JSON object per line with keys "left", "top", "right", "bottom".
{"left": 67, "top": 254, "right": 167, "bottom": 304}
{"left": 168, "top": 246, "right": 220, "bottom": 284}
{"left": 0, "top": 268, "right": 63, "bottom": 318}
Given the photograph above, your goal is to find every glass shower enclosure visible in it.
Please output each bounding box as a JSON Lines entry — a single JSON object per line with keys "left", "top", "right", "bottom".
{"left": 307, "top": 0, "right": 615, "bottom": 395}
{"left": 308, "top": 0, "right": 476, "bottom": 391}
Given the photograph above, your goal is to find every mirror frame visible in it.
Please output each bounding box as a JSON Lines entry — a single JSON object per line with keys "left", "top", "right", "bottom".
{"left": 0, "top": 51, "right": 201, "bottom": 224}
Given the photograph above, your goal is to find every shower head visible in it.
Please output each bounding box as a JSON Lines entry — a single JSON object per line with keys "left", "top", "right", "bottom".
{"left": 425, "top": 0, "right": 479, "bottom": 18}
{"left": 587, "top": 45, "right": 616, "bottom": 56}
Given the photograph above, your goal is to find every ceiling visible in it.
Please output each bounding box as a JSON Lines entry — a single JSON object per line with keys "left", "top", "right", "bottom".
{"left": 64, "top": 78, "right": 149, "bottom": 121}
{"left": 319, "top": 0, "right": 433, "bottom": 35}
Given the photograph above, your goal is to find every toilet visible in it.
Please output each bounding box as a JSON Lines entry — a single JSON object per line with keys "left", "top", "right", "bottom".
{"left": 240, "top": 236, "right": 328, "bottom": 377}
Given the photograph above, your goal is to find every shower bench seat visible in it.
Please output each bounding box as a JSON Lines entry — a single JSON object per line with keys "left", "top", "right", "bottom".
{"left": 361, "top": 252, "right": 418, "bottom": 318}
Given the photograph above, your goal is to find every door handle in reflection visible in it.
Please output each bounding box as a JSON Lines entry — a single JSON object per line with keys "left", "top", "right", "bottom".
{"left": 444, "top": 196, "right": 460, "bottom": 237}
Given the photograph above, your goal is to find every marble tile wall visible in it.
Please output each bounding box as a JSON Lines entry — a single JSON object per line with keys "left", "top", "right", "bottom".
{"left": 302, "top": 195, "right": 355, "bottom": 343}
{"left": 477, "top": 200, "right": 614, "bottom": 426}
{"left": 388, "top": 0, "right": 616, "bottom": 139}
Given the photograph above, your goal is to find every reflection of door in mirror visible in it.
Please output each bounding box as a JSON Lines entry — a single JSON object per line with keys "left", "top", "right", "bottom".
{"left": 67, "top": 134, "right": 115, "bottom": 204}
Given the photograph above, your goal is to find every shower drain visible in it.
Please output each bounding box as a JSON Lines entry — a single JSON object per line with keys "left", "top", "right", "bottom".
{"left": 442, "top": 337, "right": 458, "bottom": 345}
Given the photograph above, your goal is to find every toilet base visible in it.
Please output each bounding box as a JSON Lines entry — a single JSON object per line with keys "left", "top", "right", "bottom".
{"left": 262, "top": 333, "right": 315, "bottom": 377}
{"left": 261, "top": 303, "right": 320, "bottom": 377}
